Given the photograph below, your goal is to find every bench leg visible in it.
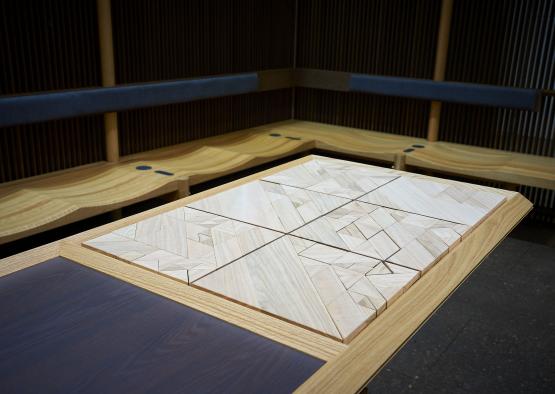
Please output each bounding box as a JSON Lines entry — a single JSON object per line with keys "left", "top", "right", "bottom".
{"left": 393, "top": 153, "right": 406, "bottom": 171}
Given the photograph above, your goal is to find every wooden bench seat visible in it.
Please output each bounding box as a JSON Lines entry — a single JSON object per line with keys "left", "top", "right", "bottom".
{"left": 405, "top": 141, "right": 555, "bottom": 190}
{"left": 1, "top": 120, "right": 553, "bottom": 245}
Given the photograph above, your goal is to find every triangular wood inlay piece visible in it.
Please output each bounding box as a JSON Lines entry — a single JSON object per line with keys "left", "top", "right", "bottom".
{"left": 262, "top": 157, "right": 399, "bottom": 199}
{"left": 81, "top": 156, "right": 509, "bottom": 344}
{"left": 293, "top": 200, "right": 467, "bottom": 272}
{"left": 83, "top": 207, "right": 281, "bottom": 283}
{"left": 358, "top": 176, "right": 506, "bottom": 227}
{"left": 187, "top": 180, "right": 349, "bottom": 232}
{"left": 193, "top": 235, "right": 419, "bottom": 342}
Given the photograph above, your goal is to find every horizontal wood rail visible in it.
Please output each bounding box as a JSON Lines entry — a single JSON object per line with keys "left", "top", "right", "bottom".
{"left": 0, "top": 120, "right": 553, "bottom": 246}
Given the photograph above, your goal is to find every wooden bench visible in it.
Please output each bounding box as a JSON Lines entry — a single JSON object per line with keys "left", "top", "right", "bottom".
{"left": 1, "top": 120, "right": 553, "bottom": 245}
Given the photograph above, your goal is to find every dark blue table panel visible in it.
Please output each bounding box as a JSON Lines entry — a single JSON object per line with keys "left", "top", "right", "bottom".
{"left": 0, "top": 257, "right": 323, "bottom": 394}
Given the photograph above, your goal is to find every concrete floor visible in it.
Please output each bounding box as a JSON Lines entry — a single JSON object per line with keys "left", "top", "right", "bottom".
{"left": 366, "top": 222, "right": 555, "bottom": 393}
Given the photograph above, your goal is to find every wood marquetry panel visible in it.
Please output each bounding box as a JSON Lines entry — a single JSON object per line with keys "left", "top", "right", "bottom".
{"left": 84, "top": 157, "right": 509, "bottom": 343}
{"left": 84, "top": 207, "right": 281, "bottom": 283}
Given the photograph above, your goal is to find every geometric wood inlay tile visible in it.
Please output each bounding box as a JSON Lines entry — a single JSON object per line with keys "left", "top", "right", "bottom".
{"left": 83, "top": 207, "right": 281, "bottom": 283}
{"left": 193, "top": 235, "right": 419, "bottom": 343}
{"left": 262, "top": 157, "right": 400, "bottom": 199}
{"left": 292, "top": 200, "right": 468, "bottom": 272}
{"left": 187, "top": 180, "right": 349, "bottom": 232}
{"left": 358, "top": 176, "right": 506, "bottom": 227}
{"left": 81, "top": 156, "right": 510, "bottom": 345}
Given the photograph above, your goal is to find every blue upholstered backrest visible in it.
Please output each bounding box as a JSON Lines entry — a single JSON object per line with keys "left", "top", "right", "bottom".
{"left": 0, "top": 70, "right": 543, "bottom": 128}
{"left": 0, "top": 73, "right": 258, "bottom": 128}
{"left": 349, "top": 74, "right": 541, "bottom": 110}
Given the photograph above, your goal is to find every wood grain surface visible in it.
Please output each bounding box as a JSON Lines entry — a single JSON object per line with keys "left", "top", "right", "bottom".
{"left": 0, "top": 153, "right": 533, "bottom": 394}
{"left": 295, "top": 193, "right": 532, "bottom": 393}
{"left": 0, "top": 257, "right": 323, "bottom": 394}
{"left": 2, "top": 120, "right": 550, "bottom": 245}
{"left": 81, "top": 156, "right": 512, "bottom": 345}
{"left": 61, "top": 242, "right": 347, "bottom": 361}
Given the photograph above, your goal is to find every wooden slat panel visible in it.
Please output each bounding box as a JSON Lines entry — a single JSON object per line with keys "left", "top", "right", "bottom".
{"left": 118, "top": 89, "right": 293, "bottom": 156}
{"left": 111, "top": 0, "right": 295, "bottom": 155}
{"left": 0, "top": 0, "right": 104, "bottom": 183}
{"left": 442, "top": 0, "right": 554, "bottom": 156}
{"left": 0, "top": 117, "right": 105, "bottom": 183}
{"left": 441, "top": 0, "right": 555, "bottom": 224}
{"left": 294, "top": 0, "right": 442, "bottom": 138}
{"left": 295, "top": 88, "right": 430, "bottom": 139}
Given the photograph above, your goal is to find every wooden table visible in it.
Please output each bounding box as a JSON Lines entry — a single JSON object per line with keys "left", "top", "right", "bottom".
{"left": 0, "top": 155, "right": 532, "bottom": 393}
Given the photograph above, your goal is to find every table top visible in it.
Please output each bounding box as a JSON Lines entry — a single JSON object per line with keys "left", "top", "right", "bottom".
{"left": 0, "top": 155, "right": 532, "bottom": 393}
{"left": 84, "top": 156, "right": 506, "bottom": 343}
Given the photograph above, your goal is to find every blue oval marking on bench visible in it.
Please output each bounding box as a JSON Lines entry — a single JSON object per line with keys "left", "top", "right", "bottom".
{"left": 155, "top": 170, "right": 174, "bottom": 176}
{"left": 412, "top": 144, "right": 425, "bottom": 148}
{"left": 404, "top": 148, "right": 415, "bottom": 153}
{"left": 269, "top": 133, "right": 281, "bottom": 137}
{"left": 136, "top": 165, "right": 152, "bottom": 170}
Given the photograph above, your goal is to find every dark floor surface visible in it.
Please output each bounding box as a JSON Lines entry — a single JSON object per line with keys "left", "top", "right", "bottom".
{"left": 366, "top": 223, "right": 555, "bottom": 393}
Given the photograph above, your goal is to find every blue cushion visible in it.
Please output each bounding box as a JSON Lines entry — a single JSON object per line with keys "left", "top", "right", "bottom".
{"left": 349, "top": 74, "right": 541, "bottom": 111}
{"left": 0, "top": 73, "right": 258, "bottom": 127}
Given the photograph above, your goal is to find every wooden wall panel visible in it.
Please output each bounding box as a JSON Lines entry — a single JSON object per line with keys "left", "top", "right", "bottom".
{"left": 0, "top": 0, "right": 101, "bottom": 94}
{"left": 441, "top": 0, "right": 555, "bottom": 223}
{"left": 111, "top": 0, "right": 295, "bottom": 155}
{"left": 295, "top": 0, "right": 441, "bottom": 76}
{"left": 0, "top": 118, "right": 105, "bottom": 183}
{"left": 294, "top": 0, "right": 442, "bottom": 137}
{"left": 441, "top": 0, "right": 554, "bottom": 156}
{"left": 0, "top": 0, "right": 104, "bottom": 183}
{"left": 295, "top": 88, "right": 430, "bottom": 138}
{"left": 119, "top": 90, "right": 292, "bottom": 156}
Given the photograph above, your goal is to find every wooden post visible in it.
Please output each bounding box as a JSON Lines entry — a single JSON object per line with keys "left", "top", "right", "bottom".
{"left": 393, "top": 153, "right": 406, "bottom": 171}
{"left": 97, "top": 0, "right": 119, "bottom": 162}
{"left": 427, "top": 0, "right": 454, "bottom": 142}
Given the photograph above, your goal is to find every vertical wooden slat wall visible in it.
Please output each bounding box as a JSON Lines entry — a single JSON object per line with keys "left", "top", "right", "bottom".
{"left": 294, "top": 0, "right": 442, "bottom": 138}
{"left": 441, "top": 0, "right": 555, "bottom": 223}
{"left": 112, "top": 0, "right": 295, "bottom": 156}
{"left": 0, "top": 0, "right": 553, "bottom": 223}
{"left": 0, "top": 0, "right": 104, "bottom": 183}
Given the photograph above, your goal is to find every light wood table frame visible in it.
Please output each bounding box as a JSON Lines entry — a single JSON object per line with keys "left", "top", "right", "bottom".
{"left": 0, "top": 155, "right": 532, "bottom": 393}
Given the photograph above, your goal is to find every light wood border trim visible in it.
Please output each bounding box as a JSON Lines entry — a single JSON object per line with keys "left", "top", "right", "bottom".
{"left": 295, "top": 193, "right": 532, "bottom": 393}
{"left": 59, "top": 242, "right": 346, "bottom": 361}
{"left": 0, "top": 240, "right": 60, "bottom": 278}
